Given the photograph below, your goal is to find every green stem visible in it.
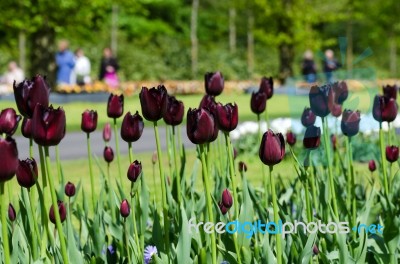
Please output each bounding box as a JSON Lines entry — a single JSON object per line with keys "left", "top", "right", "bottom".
{"left": 258, "top": 114, "right": 268, "bottom": 207}
{"left": 55, "top": 145, "right": 62, "bottom": 184}
{"left": 345, "top": 137, "right": 352, "bottom": 218}
{"left": 269, "top": 166, "right": 282, "bottom": 264}
{"left": 123, "top": 219, "right": 130, "bottom": 263}
{"left": 305, "top": 178, "right": 312, "bottom": 222}
{"left": 0, "top": 182, "right": 10, "bottom": 264}
{"left": 172, "top": 126, "right": 181, "bottom": 205}
{"left": 113, "top": 118, "right": 122, "bottom": 183}
{"left": 128, "top": 142, "right": 133, "bottom": 164}
{"left": 107, "top": 164, "right": 116, "bottom": 223}
{"left": 200, "top": 144, "right": 217, "bottom": 264}
{"left": 388, "top": 122, "right": 392, "bottom": 146}
{"left": 130, "top": 183, "right": 141, "bottom": 259}
{"left": 44, "top": 147, "right": 69, "bottom": 263}
{"left": 87, "top": 133, "right": 96, "bottom": 212}
{"left": 29, "top": 137, "right": 34, "bottom": 158}
{"left": 308, "top": 151, "right": 318, "bottom": 214}
{"left": 166, "top": 126, "right": 173, "bottom": 183}
{"left": 153, "top": 121, "right": 170, "bottom": 255}
{"left": 379, "top": 123, "right": 389, "bottom": 198}
{"left": 349, "top": 138, "right": 356, "bottom": 241}
{"left": 26, "top": 188, "right": 40, "bottom": 260}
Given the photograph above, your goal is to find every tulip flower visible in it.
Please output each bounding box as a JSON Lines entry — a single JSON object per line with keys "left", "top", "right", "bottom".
{"left": 65, "top": 182, "right": 76, "bottom": 197}
{"left": 139, "top": 85, "right": 167, "bottom": 122}
{"left": 372, "top": 95, "right": 398, "bottom": 123}
{"left": 31, "top": 104, "right": 66, "bottom": 146}
{"left": 218, "top": 201, "right": 228, "bottom": 215}
{"left": 215, "top": 103, "right": 238, "bottom": 132}
{"left": 383, "top": 84, "right": 398, "bottom": 99}
{"left": 0, "top": 108, "right": 21, "bottom": 136}
{"left": 199, "top": 94, "right": 217, "bottom": 114}
{"left": 107, "top": 94, "right": 124, "bottom": 118}
{"left": 49, "top": 201, "right": 66, "bottom": 224}
{"left": 81, "top": 110, "right": 98, "bottom": 134}
{"left": 121, "top": 111, "right": 144, "bottom": 143}
{"left": 386, "top": 146, "right": 399, "bottom": 163}
{"left": 8, "top": 203, "right": 16, "bottom": 222}
{"left": 162, "top": 95, "right": 185, "bottom": 126}
{"left": 13, "top": 75, "right": 50, "bottom": 118}
{"left": 303, "top": 125, "right": 321, "bottom": 149}
{"left": 341, "top": 109, "right": 361, "bottom": 137}
{"left": 16, "top": 158, "right": 37, "bottom": 188}
{"left": 286, "top": 131, "right": 296, "bottom": 146}
{"left": 120, "top": 199, "right": 130, "bottom": 218}
{"left": 259, "top": 130, "right": 285, "bottom": 166}
{"left": 259, "top": 76, "right": 274, "bottom": 99}
{"left": 309, "top": 84, "right": 330, "bottom": 117}
{"left": 21, "top": 117, "right": 32, "bottom": 139}
{"left": 103, "top": 123, "right": 112, "bottom": 142}
{"left": 0, "top": 137, "right": 18, "bottom": 182}
{"left": 250, "top": 91, "right": 267, "bottom": 114}
{"left": 221, "top": 189, "right": 233, "bottom": 208}
{"left": 205, "top": 71, "right": 224, "bottom": 96}
{"left": 328, "top": 89, "right": 342, "bottom": 117}
{"left": 332, "top": 81, "right": 349, "bottom": 104}
{"left": 104, "top": 146, "right": 114, "bottom": 163}
{"left": 186, "top": 108, "right": 216, "bottom": 144}
{"left": 368, "top": 160, "right": 376, "bottom": 172}
{"left": 127, "top": 160, "right": 142, "bottom": 182}
{"left": 301, "top": 107, "right": 316, "bottom": 127}
{"left": 238, "top": 161, "right": 247, "bottom": 172}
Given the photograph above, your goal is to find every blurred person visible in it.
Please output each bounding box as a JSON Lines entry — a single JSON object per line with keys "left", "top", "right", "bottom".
{"left": 301, "top": 50, "right": 317, "bottom": 83}
{"left": 99, "top": 47, "right": 119, "bottom": 88}
{"left": 4, "top": 61, "right": 24, "bottom": 85}
{"left": 71, "top": 48, "right": 91, "bottom": 85}
{"left": 56, "top": 40, "right": 75, "bottom": 84}
{"left": 323, "top": 49, "right": 340, "bottom": 83}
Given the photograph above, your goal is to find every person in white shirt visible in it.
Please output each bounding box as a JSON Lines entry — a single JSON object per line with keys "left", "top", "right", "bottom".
{"left": 71, "top": 48, "right": 91, "bottom": 85}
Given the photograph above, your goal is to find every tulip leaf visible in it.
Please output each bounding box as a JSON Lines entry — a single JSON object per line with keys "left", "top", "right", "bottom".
{"left": 237, "top": 174, "right": 254, "bottom": 249}
{"left": 298, "top": 230, "right": 317, "bottom": 264}
{"left": 67, "top": 208, "right": 84, "bottom": 263}
{"left": 141, "top": 175, "right": 150, "bottom": 237}
{"left": 176, "top": 204, "right": 192, "bottom": 264}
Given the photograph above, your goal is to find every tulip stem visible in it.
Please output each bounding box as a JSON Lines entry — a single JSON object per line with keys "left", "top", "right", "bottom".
{"left": 29, "top": 137, "right": 34, "bottom": 158}
{"left": 86, "top": 133, "right": 96, "bottom": 212}
{"left": 128, "top": 142, "right": 133, "bottom": 163}
{"left": 305, "top": 178, "right": 312, "bottom": 223}
{"left": 269, "top": 166, "right": 282, "bottom": 264}
{"left": 107, "top": 164, "right": 116, "bottom": 223}
{"left": 172, "top": 126, "right": 181, "bottom": 205}
{"left": 113, "top": 118, "right": 123, "bottom": 183}
{"left": 55, "top": 145, "right": 62, "bottom": 184}
{"left": 257, "top": 114, "right": 268, "bottom": 207}
{"left": 379, "top": 124, "right": 390, "bottom": 201}
{"left": 0, "top": 182, "right": 10, "bottom": 264}
{"left": 44, "top": 147, "right": 69, "bottom": 263}
{"left": 26, "top": 188, "right": 40, "bottom": 259}
{"left": 200, "top": 144, "right": 217, "bottom": 264}
{"left": 309, "top": 160, "right": 318, "bottom": 215}
{"left": 166, "top": 126, "right": 173, "bottom": 184}
{"left": 345, "top": 136, "right": 357, "bottom": 240}
{"left": 130, "top": 183, "right": 141, "bottom": 259}
{"left": 153, "top": 121, "right": 170, "bottom": 255}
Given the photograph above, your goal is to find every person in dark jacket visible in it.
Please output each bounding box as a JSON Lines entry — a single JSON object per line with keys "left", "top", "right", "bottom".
{"left": 301, "top": 50, "right": 317, "bottom": 83}
{"left": 99, "top": 47, "right": 119, "bottom": 88}
{"left": 323, "top": 49, "right": 340, "bottom": 83}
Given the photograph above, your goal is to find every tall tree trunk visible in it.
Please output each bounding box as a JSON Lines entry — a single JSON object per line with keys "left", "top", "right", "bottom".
{"left": 247, "top": 9, "right": 254, "bottom": 78}
{"left": 18, "top": 31, "right": 26, "bottom": 73}
{"left": 191, "top": 0, "right": 199, "bottom": 78}
{"left": 111, "top": 4, "right": 118, "bottom": 55}
{"left": 229, "top": 7, "right": 236, "bottom": 53}
{"left": 389, "top": 32, "right": 397, "bottom": 77}
{"left": 278, "top": 43, "right": 294, "bottom": 84}
{"left": 346, "top": 19, "right": 353, "bottom": 77}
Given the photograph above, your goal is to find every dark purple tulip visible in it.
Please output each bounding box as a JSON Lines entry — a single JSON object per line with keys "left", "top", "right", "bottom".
{"left": 218, "top": 201, "right": 228, "bottom": 215}
{"left": 186, "top": 108, "right": 216, "bottom": 144}
{"left": 259, "top": 76, "right": 273, "bottom": 99}
{"left": 368, "top": 160, "right": 376, "bottom": 172}
{"left": 0, "top": 137, "right": 18, "bottom": 182}
{"left": 303, "top": 125, "right": 321, "bottom": 149}
{"left": 250, "top": 91, "right": 267, "bottom": 114}
{"left": 0, "top": 108, "right": 21, "bottom": 136}
{"left": 383, "top": 84, "right": 398, "bottom": 99}
{"left": 373, "top": 95, "right": 398, "bottom": 123}
{"left": 8, "top": 203, "right": 16, "bottom": 222}
{"left": 259, "top": 130, "right": 285, "bottom": 166}
{"left": 127, "top": 160, "right": 142, "bottom": 182}
{"left": 16, "top": 158, "right": 38, "bottom": 188}
{"left": 139, "top": 85, "right": 167, "bottom": 122}
{"left": 107, "top": 94, "right": 124, "bottom": 118}
{"left": 238, "top": 161, "right": 247, "bottom": 172}
{"left": 31, "top": 105, "right": 66, "bottom": 146}
{"left": 120, "top": 199, "right": 130, "bottom": 218}
{"left": 331, "top": 134, "right": 337, "bottom": 151}
{"left": 199, "top": 94, "right": 217, "bottom": 113}
{"left": 81, "top": 110, "right": 98, "bottom": 133}
{"left": 13, "top": 75, "right": 50, "bottom": 118}
{"left": 65, "top": 181, "right": 76, "bottom": 197}
{"left": 309, "top": 84, "right": 330, "bottom": 118}
{"left": 301, "top": 107, "right": 316, "bottom": 127}
{"left": 21, "top": 117, "right": 32, "bottom": 138}
{"left": 332, "top": 81, "right": 349, "bottom": 104}
{"left": 104, "top": 146, "right": 114, "bottom": 163}
{"left": 121, "top": 111, "right": 144, "bottom": 142}
{"left": 103, "top": 123, "right": 112, "bottom": 142}
{"left": 205, "top": 72, "right": 224, "bottom": 96}
{"left": 215, "top": 103, "right": 238, "bottom": 132}
{"left": 162, "top": 95, "right": 185, "bottom": 126}
{"left": 386, "top": 146, "right": 399, "bottom": 163}
{"left": 328, "top": 89, "right": 343, "bottom": 117}
{"left": 49, "top": 201, "right": 67, "bottom": 224}
{"left": 221, "top": 189, "right": 233, "bottom": 209}
{"left": 341, "top": 109, "right": 361, "bottom": 137}
{"left": 286, "top": 131, "right": 296, "bottom": 146}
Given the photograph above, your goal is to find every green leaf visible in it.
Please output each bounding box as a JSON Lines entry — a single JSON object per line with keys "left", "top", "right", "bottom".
{"left": 176, "top": 204, "right": 192, "bottom": 264}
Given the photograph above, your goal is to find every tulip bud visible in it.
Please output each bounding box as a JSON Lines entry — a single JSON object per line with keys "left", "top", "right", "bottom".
{"left": 120, "top": 199, "right": 130, "bottom": 218}
{"left": 65, "top": 181, "right": 76, "bottom": 197}
{"left": 0, "top": 108, "right": 21, "bottom": 136}
{"left": 107, "top": 94, "right": 124, "bottom": 118}
{"left": 341, "top": 109, "right": 361, "bottom": 137}
{"left": 250, "top": 91, "right": 267, "bottom": 114}
{"left": 103, "top": 123, "right": 112, "bottom": 142}
{"left": 127, "top": 160, "right": 142, "bottom": 182}
{"left": 386, "top": 145, "right": 399, "bottom": 163}
{"left": 186, "top": 108, "right": 217, "bottom": 144}
{"left": 309, "top": 84, "right": 330, "bottom": 117}
{"left": 218, "top": 201, "right": 228, "bottom": 215}
{"left": 383, "top": 84, "right": 398, "bottom": 100}
{"left": 372, "top": 95, "right": 398, "bottom": 123}
{"left": 215, "top": 103, "right": 239, "bottom": 132}
{"left": 49, "top": 201, "right": 67, "bottom": 224}
{"left": 16, "top": 158, "right": 38, "bottom": 188}
{"left": 286, "top": 131, "right": 296, "bottom": 146}
{"left": 104, "top": 146, "right": 114, "bottom": 163}
{"left": 81, "top": 110, "right": 98, "bottom": 133}
{"left": 162, "top": 95, "right": 185, "bottom": 126}
{"left": 313, "top": 245, "right": 319, "bottom": 255}
{"left": 259, "top": 76, "right": 274, "bottom": 99}
{"left": 152, "top": 151, "right": 158, "bottom": 165}
{"left": 221, "top": 189, "right": 233, "bottom": 208}
{"left": 31, "top": 104, "right": 66, "bottom": 146}
{"left": 368, "top": 160, "right": 376, "bottom": 172}
{"left": 21, "top": 117, "right": 32, "bottom": 138}
{"left": 259, "top": 130, "right": 285, "bottom": 166}
{"left": 0, "top": 137, "right": 18, "bottom": 182}
{"left": 205, "top": 72, "right": 224, "bottom": 96}
{"left": 199, "top": 94, "right": 217, "bottom": 114}
{"left": 303, "top": 125, "right": 321, "bottom": 149}
{"left": 121, "top": 111, "right": 144, "bottom": 143}
{"left": 139, "top": 85, "right": 167, "bottom": 122}
{"left": 301, "top": 107, "right": 316, "bottom": 127}
{"left": 238, "top": 161, "right": 247, "bottom": 172}
{"left": 8, "top": 203, "right": 16, "bottom": 222}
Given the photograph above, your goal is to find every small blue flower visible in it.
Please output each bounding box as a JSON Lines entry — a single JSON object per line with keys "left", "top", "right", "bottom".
{"left": 102, "top": 245, "right": 115, "bottom": 255}
{"left": 144, "top": 245, "right": 158, "bottom": 264}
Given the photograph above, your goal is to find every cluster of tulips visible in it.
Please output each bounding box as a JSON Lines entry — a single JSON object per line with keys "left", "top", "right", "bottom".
{"left": 0, "top": 70, "right": 399, "bottom": 263}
